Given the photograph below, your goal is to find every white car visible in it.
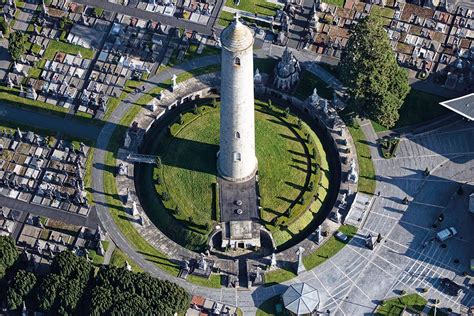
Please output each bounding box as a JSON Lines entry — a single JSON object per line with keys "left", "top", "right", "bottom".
{"left": 436, "top": 227, "right": 458, "bottom": 242}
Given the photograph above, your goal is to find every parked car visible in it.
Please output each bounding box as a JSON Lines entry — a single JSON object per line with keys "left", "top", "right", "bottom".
{"left": 334, "top": 231, "right": 348, "bottom": 242}
{"left": 440, "top": 278, "right": 462, "bottom": 296}
{"left": 436, "top": 227, "right": 458, "bottom": 242}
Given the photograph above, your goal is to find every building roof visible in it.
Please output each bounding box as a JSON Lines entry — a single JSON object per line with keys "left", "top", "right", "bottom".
{"left": 220, "top": 14, "right": 254, "bottom": 52}
{"left": 439, "top": 93, "right": 474, "bottom": 121}
{"left": 282, "top": 283, "right": 320, "bottom": 315}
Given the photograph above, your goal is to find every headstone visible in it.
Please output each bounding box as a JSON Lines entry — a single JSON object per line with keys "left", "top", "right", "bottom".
{"left": 118, "top": 163, "right": 127, "bottom": 176}
{"left": 124, "top": 133, "right": 131, "bottom": 148}
{"left": 171, "top": 74, "right": 177, "bottom": 91}
{"left": 254, "top": 68, "right": 262, "bottom": 84}
{"left": 198, "top": 253, "right": 207, "bottom": 271}
{"left": 348, "top": 159, "right": 359, "bottom": 184}
{"left": 310, "top": 88, "right": 320, "bottom": 106}
{"left": 7, "top": 75, "right": 14, "bottom": 88}
{"left": 125, "top": 260, "right": 132, "bottom": 271}
{"left": 270, "top": 253, "right": 277, "bottom": 270}
{"left": 315, "top": 225, "right": 322, "bottom": 244}
{"left": 97, "top": 240, "right": 105, "bottom": 256}
{"left": 254, "top": 266, "right": 263, "bottom": 285}
{"left": 296, "top": 246, "right": 305, "bottom": 275}
{"left": 335, "top": 210, "right": 342, "bottom": 223}
{"left": 131, "top": 200, "right": 139, "bottom": 217}
{"left": 19, "top": 84, "right": 25, "bottom": 97}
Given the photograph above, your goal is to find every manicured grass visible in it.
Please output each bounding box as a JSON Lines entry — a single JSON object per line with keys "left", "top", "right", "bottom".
{"left": 109, "top": 247, "right": 143, "bottom": 272}
{"left": 371, "top": 90, "right": 449, "bottom": 132}
{"left": 303, "top": 225, "right": 357, "bottom": 270}
{"left": 29, "top": 40, "right": 94, "bottom": 79}
{"left": 168, "top": 44, "right": 220, "bottom": 68}
{"left": 294, "top": 70, "right": 335, "bottom": 101}
{"left": 396, "top": 90, "right": 448, "bottom": 128}
{"left": 148, "top": 101, "right": 324, "bottom": 248}
{"left": 43, "top": 40, "right": 95, "bottom": 59}
{"left": 256, "top": 296, "right": 282, "bottom": 316}
{"left": 371, "top": 5, "right": 395, "bottom": 18}
{"left": 224, "top": 0, "right": 282, "bottom": 16}
{"left": 325, "top": 0, "right": 345, "bottom": 7}
{"left": 376, "top": 293, "right": 427, "bottom": 315}
{"left": 218, "top": 10, "right": 235, "bottom": 27}
{"left": 265, "top": 268, "right": 296, "bottom": 285}
{"left": 347, "top": 125, "right": 376, "bottom": 195}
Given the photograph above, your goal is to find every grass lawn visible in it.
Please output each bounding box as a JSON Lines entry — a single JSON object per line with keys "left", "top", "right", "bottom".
{"left": 371, "top": 5, "right": 395, "bottom": 18}
{"left": 376, "top": 293, "right": 427, "bottom": 315}
{"left": 218, "top": 10, "right": 235, "bottom": 27}
{"left": 371, "top": 90, "right": 449, "bottom": 132}
{"left": 256, "top": 296, "right": 282, "bottom": 316}
{"left": 109, "top": 247, "right": 143, "bottom": 272}
{"left": 265, "top": 268, "right": 296, "bottom": 285}
{"left": 224, "top": 0, "right": 282, "bottom": 16}
{"left": 29, "top": 40, "right": 94, "bottom": 80}
{"left": 294, "top": 70, "right": 335, "bottom": 101}
{"left": 146, "top": 100, "right": 324, "bottom": 248}
{"left": 323, "top": 0, "right": 345, "bottom": 7}
{"left": 168, "top": 43, "right": 220, "bottom": 68}
{"left": 347, "top": 124, "right": 376, "bottom": 195}
{"left": 303, "top": 225, "right": 357, "bottom": 270}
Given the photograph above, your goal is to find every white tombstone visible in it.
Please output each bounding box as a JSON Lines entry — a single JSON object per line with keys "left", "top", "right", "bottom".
{"left": 131, "top": 200, "right": 139, "bottom": 217}
{"left": 296, "top": 247, "right": 305, "bottom": 275}
{"left": 315, "top": 226, "right": 322, "bottom": 244}
{"left": 335, "top": 210, "right": 342, "bottom": 223}
{"left": 310, "top": 87, "right": 320, "bottom": 107}
{"left": 123, "top": 133, "right": 131, "bottom": 149}
{"left": 7, "top": 76, "right": 14, "bottom": 88}
{"left": 77, "top": 51, "right": 82, "bottom": 59}
{"left": 125, "top": 260, "right": 132, "bottom": 271}
{"left": 254, "top": 68, "right": 262, "bottom": 84}
{"left": 270, "top": 253, "right": 277, "bottom": 270}
{"left": 348, "top": 159, "right": 358, "bottom": 184}
{"left": 171, "top": 74, "right": 177, "bottom": 91}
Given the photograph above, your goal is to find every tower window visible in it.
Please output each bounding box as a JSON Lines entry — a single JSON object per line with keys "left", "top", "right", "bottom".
{"left": 233, "top": 152, "right": 241, "bottom": 161}
{"left": 235, "top": 131, "right": 240, "bottom": 139}
{"left": 234, "top": 57, "right": 241, "bottom": 66}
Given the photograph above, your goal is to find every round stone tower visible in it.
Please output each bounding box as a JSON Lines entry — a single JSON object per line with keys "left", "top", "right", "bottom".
{"left": 218, "top": 14, "right": 257, "bottom": 182}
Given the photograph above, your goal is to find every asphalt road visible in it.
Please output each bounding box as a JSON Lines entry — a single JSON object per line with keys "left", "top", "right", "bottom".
{"left": 71, "top": 0, "right": 223, "bottom": 35}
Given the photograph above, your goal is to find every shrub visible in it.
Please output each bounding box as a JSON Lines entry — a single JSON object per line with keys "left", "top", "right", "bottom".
{"left": 212, "top": 98, "right": 217, "bottom": 108}
{"left": 93, "top": 7, "right": 104, "bottom": 17}
{"left": 284, "top": 107, "right": 290, "bottom": 118}
{"left": 308, "top": 181, "right": 314, "bottom": 191}
{"left": 179, "top": 114, "right": 184, "bottom": 125}
{"left": 193, "top": 104, "right": 199, "bottom": 115}
{"left": 297, "top": 118, "right": 302, "bottom": 130}
{"left": 161, "top": 191, "right": 170, "bottom": 201}
{"left": 156, "top": 156, "right": 162, "bottom": 168}
{"left": 156, "top": 175, "right": 161, "bottom": 185}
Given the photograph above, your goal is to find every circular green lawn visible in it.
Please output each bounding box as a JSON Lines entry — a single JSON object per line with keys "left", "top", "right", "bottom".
{"left": 150, "top": 101, "right": 328, "bottom": 248}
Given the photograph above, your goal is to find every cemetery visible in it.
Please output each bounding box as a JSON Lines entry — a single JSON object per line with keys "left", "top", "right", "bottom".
{"left": 0, "top": 128, "right": 91, "bottom": 215}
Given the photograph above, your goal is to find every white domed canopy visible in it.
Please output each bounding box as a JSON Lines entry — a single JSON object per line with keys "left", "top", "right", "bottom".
{"left": 220, "top": 14, "right": 254, "bottom": 52}
{"left": 282, "top": 283, "right": 320, "bottom": 315}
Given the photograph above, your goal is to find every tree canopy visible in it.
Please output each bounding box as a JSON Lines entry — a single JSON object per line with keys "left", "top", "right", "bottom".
{"left": 339, "top": 15, "right": 410, "bottom": 128}
{"left": 0, "top": 236, "right": 18, "bottom": 278}
{"left": 8, "top": 31, "right": 28, "bottom": 62}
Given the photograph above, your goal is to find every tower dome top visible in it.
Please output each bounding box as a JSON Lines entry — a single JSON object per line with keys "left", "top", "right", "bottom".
{"left": 220, "top": 13, "right": 254, "bottom": 51}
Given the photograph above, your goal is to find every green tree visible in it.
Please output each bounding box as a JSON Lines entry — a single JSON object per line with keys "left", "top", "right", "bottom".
{"left": 339, "top": 15, "right": 410, "bottom": 128}
{"left": 6, "top": 270, "right": 37, "bottom": 310}
{"left": 0, "top": 236, "right": 18, "bottom": 277}
{"left": 8, "top": 31, "right": 28, "bottom": 62}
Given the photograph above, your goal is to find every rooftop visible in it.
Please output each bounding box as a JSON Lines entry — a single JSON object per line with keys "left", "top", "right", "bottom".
{"left": 440, "top": 93, "right": 474, "bottom": 120}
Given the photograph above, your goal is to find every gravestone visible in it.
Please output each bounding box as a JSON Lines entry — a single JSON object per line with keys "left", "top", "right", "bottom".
{"left": 296, "top": 246, "right": 305, "bottom": 275}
